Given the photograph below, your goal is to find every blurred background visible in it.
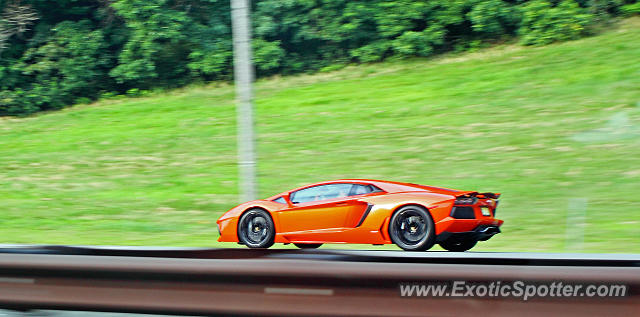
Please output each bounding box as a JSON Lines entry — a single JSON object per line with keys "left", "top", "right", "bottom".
{"left": 0, "top": 0, "right": 638, "bottom": 252}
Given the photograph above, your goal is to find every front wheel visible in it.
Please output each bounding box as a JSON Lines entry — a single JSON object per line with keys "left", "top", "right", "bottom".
{"left": 294, "top": 243, "right": 322, "bottom": 249}
{"left": 439, "top": 238, "right": 477, "bottom": 252}
{"left": 389, "top": 205, "right": 436, "bottom": 251}
{"left": 238, "top": 209, "right": 275, "bottom": 248}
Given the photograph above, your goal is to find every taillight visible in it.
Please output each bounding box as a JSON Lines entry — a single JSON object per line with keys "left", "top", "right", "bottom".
{"left": 454, "top": 197, "right": 478, "bottom": 205}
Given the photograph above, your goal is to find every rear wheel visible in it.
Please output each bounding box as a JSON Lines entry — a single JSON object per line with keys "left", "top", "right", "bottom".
{"left": 439, "top": 238, "right": 477, "bottom": 252}
{"left": 294, "top": 243, "right": 322, "bottom": 249}
{"left": 389, "top": 205, "right": 435, "bottom": 251}
{"left": 238, "top": 209, "right": 275, "bottom": 249}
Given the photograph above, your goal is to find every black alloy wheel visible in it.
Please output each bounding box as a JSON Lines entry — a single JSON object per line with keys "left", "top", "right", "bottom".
{"left": 238, "top": 209, "right": 275, "bottom": 248}
{"left": 389, "top": 205, "right": 436, "bottom": 251}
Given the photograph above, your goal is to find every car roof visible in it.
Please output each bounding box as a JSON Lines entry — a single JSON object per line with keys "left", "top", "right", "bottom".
{"left": 267, "top": 179, "right": 465, "bottom": 199}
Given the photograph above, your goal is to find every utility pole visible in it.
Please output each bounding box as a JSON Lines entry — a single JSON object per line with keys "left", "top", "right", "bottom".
{"left": 231, "top": 0, "right": 257, "bottom": 201}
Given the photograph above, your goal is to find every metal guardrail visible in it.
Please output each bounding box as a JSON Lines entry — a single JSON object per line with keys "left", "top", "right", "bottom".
{"left": 0, "top": 247, "right": 638, "bottom": 316}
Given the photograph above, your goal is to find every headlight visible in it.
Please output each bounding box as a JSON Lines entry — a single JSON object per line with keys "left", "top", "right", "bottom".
{"left": 454, "top": 197, "right": 478, "bottom": 205}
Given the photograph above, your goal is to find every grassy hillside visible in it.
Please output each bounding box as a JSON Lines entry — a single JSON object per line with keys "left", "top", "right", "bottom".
{"left": 1, "top": 18, "right": 639, "bottom": 252}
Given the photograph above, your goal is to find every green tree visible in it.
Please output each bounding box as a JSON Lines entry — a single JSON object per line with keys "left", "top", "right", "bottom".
{"left": 109, "top": 0, "right": 194, "bottom": 87}
{"left": 519, "top": 0, "right": 594, "bottom": 45}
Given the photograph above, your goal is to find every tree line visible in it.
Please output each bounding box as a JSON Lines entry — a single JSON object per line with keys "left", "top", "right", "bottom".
{"left": 0, "top": 0, "right": 638, "bottom": 116}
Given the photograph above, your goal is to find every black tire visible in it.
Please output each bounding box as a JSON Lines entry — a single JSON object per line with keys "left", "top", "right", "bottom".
{"left": 238, "top": 209, "right": 275, "bottom": 249}
{"left": 439, "top": 238, "right": 477, "bottom": 252}
{"left": 294, "top": 243, "right": 322, "bottom": 249}
{"left": 389, "top": 205, "right": 436, "bottom": 251}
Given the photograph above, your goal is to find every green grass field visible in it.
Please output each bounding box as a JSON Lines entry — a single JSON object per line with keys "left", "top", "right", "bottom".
{"left": 1, "top": 18, "right": 639, "bottom": 252}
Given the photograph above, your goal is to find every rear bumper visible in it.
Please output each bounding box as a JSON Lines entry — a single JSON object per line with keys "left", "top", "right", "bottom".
{"left": 436, "top": 225, "right": 501, "bottom": 242}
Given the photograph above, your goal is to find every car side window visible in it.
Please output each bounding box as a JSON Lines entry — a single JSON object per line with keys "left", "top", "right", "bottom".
{"left": 273, "top": 197, "right": 286, "bottom": 204}
{"left": 290, "top": 183, "right": 353, "bottom": 204}
{"left": 351, "top": 184, "right": 383, "bottom": 195}
{"left": 351, "top": 184, "right": 371, "bottom": 195}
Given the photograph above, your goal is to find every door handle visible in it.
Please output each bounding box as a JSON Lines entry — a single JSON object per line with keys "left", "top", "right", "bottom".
{"left": 335, "top": 202, "right": 349, "bottom": 206}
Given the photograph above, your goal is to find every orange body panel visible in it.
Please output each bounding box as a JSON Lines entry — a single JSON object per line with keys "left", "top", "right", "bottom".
{"left": 216, "top": 179, "right": 503, "bottom": 245}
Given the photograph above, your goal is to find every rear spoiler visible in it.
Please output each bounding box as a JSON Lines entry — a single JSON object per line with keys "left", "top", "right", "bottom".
{"left": 477, "top": 192, "right": 501, "bottom": 199}
{"left": 456, "top": 192, "right": 501, "bottom": 199}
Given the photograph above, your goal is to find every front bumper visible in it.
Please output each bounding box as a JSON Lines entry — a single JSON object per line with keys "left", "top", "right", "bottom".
{"left": 217, "top": 217, "right": 239, "bottom": 242}
{"left": 436, "top": 225, "right": 501, "bottom": 243}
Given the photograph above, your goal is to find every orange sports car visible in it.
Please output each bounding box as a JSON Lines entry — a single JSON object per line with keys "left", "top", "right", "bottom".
{"left": 217, "top": 179, "right": 503, "bottom": 251}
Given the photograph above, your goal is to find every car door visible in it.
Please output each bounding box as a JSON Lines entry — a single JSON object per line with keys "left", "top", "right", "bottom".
{"left": 342, "top": 184, "right": 383, "bottom": 227}
{"left": 277, "top": 183, "right": 357, "bottom": 233}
